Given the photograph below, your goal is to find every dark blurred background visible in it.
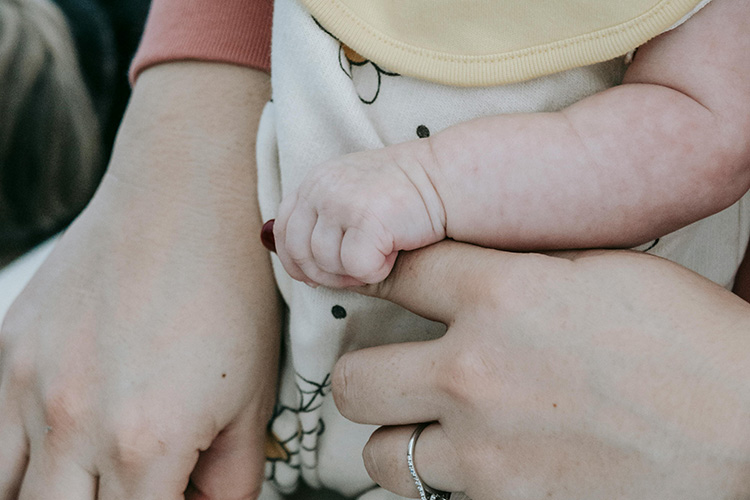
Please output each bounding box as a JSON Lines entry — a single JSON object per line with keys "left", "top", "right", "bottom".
{"left": 0, "top": 0, "right": 150, "bottom": 266}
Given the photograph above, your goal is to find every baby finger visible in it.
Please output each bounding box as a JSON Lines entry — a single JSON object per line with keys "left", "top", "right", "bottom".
{"left": 310, "top": 219, "right": 346, "bottom": 275}
{"left": 274, "top": 198, "right": 315, "bottom": 285}
{"left": 341, "top": 227, "right": 396, "bottom": 284}
{"left": 283, "top": 208, "right": 326, "bottom": 285}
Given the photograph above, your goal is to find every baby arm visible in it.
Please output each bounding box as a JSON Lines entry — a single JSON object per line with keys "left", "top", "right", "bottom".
{"left": 274, "top": 0, "right": 750, "bottom": 287}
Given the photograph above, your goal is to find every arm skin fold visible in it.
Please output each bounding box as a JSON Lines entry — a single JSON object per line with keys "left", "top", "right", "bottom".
{"left": 410, "top": 0, "right": 750, "bottom": 250}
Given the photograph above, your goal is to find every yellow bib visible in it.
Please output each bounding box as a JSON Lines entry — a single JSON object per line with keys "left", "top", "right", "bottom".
{"left": 300, "top": 0, "right": 706, "bottom": 86}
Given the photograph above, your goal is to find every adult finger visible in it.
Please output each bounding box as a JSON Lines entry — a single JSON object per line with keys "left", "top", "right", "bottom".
{"left": 0, "top": 417, "right": 28, "bottom": 499}
{"left": 356, "top": 240, "right": 521, "bottom": 324}
{"left": 187, "top": 413, "right": 266, "bottom": 500}
{"left": 96, "top": 443, "right": 197, "bottom": 500}
{"left": 332, "top": 341, "right": 445, "bottom": 425}
{"left": 0, "top": 368, "right": 29, "bottom": 499}
{"left": 17, "top": 448, "right": 96, "bottom": 500}
{"left": 363, "top": 424, "right": 463, "bottom": 498}
{"left": 97, "top": 469, "right": 188, "bottom": 500}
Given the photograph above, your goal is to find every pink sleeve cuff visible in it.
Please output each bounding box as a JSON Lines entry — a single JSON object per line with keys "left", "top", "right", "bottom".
{"left": 129, "top": 0, "right": 273, "bottom": 85}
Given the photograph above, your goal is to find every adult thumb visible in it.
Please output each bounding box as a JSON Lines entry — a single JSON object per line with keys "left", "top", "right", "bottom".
{"left": 186, "top": 410, "right": 267, "bottom": 500}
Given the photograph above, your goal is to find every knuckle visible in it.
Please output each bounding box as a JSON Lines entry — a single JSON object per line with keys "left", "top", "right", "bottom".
{"left": 191, "top": 472, "right": 263, "bottom": 500}
{"left": 362, "top": 428, "right": 415, "bottom": 495}
{"left": 310, "top": 241, "right": 336, "bottom": 267}
{"left": 438, "top": 346, "right": 498, "bottom": 406}
{"left": 477, "top": 257, "right": 552, "bottom": 313}
{"left": 42, "top": 381, "right": 89, "bottom": 433}
{"left": 109, "top": 410, "right": 169, "bottom": 468}
{"left": 331, "top": 353, "right": 355, "bottom": 418}
{"left": 5, "top": 346, "right": 37, "bottom": 388}
{"left": 287, "top": 246, "right": 311, "bottom": 264}
{"left": 479, "top": 264, "right": 526, "bottom": 308}
{"left": 361, "top": 433, "right": 384, "bottom": 485}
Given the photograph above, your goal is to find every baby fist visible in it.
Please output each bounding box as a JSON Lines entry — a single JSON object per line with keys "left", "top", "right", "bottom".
{"left": 268, "top": 147, "right": 446, "bottom": 288}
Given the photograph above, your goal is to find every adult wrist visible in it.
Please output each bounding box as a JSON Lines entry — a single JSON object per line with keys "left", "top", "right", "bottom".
{"left": 85, "top": 62, "right": 271, "bottom": 261}
{"left": 103, "top": 62, "right": 268, "bottom": 218}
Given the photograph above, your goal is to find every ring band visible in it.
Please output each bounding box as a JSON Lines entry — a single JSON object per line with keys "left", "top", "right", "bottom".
{"left": 407, "top": 422, "right": 451, "bottom": 500}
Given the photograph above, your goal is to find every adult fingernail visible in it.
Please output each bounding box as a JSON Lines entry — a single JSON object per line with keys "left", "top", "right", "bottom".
{"left": 261, "top": 219, "right": 276, "bottom": 252}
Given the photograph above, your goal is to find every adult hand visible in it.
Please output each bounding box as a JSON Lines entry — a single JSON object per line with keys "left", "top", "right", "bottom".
{"left": 333, "top": 241, "right": 750, "bottom": 500}
{"left": 0, "top": 63, "right": 279, "bottom": 499}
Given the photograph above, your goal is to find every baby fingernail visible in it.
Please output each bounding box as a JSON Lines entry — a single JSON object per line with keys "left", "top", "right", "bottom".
{"left": 304, "top": 280, "right": 319, "bottom": 289}
{"left": 261, "top": 219, "right": 276, "bottom": 252}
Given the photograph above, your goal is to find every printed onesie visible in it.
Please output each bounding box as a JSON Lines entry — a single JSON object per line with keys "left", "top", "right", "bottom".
{"left": 254, "top": 0, "right": 749, "bottom": 499}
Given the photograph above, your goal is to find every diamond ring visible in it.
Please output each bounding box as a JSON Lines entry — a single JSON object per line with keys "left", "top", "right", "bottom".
{"left": 407, "top": 422, "right": 451, "bottom": 500}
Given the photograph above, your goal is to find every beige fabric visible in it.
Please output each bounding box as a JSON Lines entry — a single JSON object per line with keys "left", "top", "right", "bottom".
{"left": 301, "top": 0, "right": 706, "bottom": 85}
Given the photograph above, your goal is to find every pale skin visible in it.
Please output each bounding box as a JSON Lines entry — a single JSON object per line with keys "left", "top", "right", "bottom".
{"left": 2, "top": 1, "right": 750, "bottom": 499}
{"left": 0, "top": 63, "right": 277, "bottom": 499}
{"left": 273, "top": 0, "right": 750, "bottom": 288}
{"left": 334, "top": 241, "right": 750, "bottom": 500}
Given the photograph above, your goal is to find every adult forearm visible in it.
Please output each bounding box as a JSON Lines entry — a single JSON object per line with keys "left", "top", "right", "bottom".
{"left": 415, "top": 82, "right": 750, "bottom": 250}
{"left": 97, "top": 62, "right": 275, "bottom": 299}
{"left": 110, "top": 61, "right": 270, "bottom": 236}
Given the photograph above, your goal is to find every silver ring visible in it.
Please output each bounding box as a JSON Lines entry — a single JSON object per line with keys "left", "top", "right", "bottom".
{"left": 407, "top": 422, "right": 451, "bottom": 500}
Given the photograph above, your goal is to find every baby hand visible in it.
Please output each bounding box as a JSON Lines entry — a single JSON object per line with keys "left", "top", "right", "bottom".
{"left": 270, "top": 146, "right": 446, "bottom": 288}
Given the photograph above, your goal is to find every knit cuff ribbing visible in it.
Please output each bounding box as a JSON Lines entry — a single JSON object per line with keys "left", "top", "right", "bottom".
{"left": 129, "top": 0, "right": 272, "bottom": 85}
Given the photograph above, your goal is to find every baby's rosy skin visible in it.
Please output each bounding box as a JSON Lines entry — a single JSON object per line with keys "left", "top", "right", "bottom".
{"left": 273, "top": 147, "right": 446, "bottom": 287}
{"left": 271, "top": 0, "right": 750, "bottom": 288}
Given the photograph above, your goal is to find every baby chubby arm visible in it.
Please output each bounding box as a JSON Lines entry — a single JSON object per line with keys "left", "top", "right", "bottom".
{"left": 273, "top": 0, "right": 750, "bottom": 288}
{"left": 427, "top": 0, "right": 750, "bottom": 250}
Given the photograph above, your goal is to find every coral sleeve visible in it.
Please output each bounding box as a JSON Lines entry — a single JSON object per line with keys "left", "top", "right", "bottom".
{"left": 129, "top": 0, "right": 272, "bottom": 84}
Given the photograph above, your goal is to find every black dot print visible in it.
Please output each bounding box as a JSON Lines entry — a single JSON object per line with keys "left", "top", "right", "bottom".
{"left": 416, "top": 125, "right": 430, "bottom": 138}
{"left": 331, "top": 305, "right": 347, "bottom": 319}
{"left": 642, "top": 238, "right": 659, "bottom": 252}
